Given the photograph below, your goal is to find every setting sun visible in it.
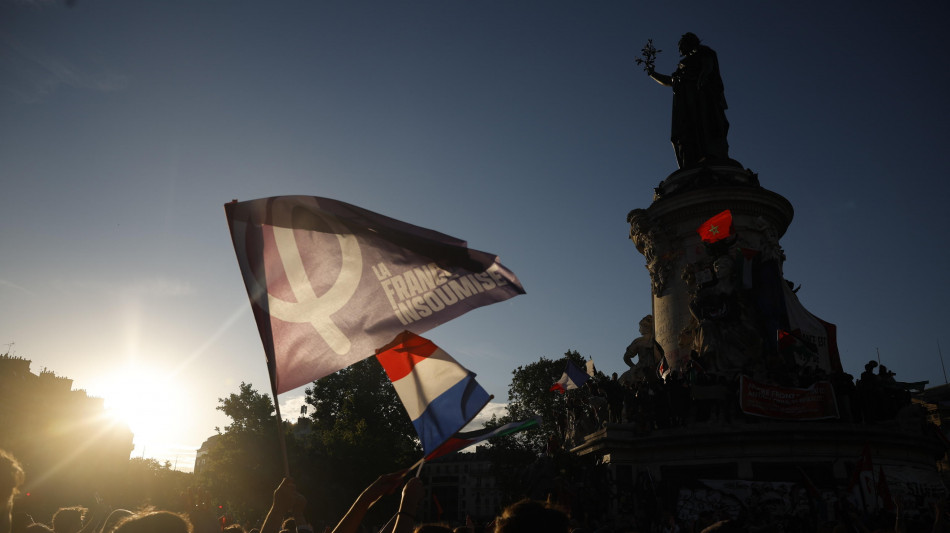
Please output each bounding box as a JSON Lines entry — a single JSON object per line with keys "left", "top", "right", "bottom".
{"left": 92, "top": 363, "right": 189, "bottom": 457}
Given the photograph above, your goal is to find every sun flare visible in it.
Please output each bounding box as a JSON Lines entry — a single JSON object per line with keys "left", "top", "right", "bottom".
{"left": 94, "top": 363, "right": 187, "bottom": 451}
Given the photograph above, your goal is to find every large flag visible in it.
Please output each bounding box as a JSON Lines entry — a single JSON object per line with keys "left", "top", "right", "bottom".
{"left": 781, "top": 283, "right": 842, "bottom": 374}
{"left": 425, "top": 416, "right": 541, "bottom": 461}
{"left": 550, "top": 360, "right": 589, "bottom": 394}
{"left": 376, "top": 331, "right": 491, "bottom": 456}
{"left": 225, "top": 196, "right": 525, "bottom": 394}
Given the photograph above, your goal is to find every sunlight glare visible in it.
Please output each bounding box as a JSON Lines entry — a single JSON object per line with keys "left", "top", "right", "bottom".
{"left": 98, "top": 363, "right": 187, "bottom": 450}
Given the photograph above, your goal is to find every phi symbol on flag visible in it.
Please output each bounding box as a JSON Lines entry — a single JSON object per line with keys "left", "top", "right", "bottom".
{"left": 239, "top": 204, "right": 364, "bottom": 355}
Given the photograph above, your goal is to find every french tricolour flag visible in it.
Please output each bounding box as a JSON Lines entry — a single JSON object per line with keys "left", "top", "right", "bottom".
{"left": 376, "top": 331, "right": 491, "bottom": 456}
{"left": 550, "top": 360, "right": 590, "bottom": 394}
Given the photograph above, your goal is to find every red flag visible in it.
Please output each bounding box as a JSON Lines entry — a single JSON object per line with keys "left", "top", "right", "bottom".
{"left": 225, "top": 196, "right": 525, "bottom": 394}
{"left": 697, "top": 210, "right": 733, "bottom": 243}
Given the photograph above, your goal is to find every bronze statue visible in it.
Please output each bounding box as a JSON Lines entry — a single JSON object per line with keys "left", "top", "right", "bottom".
{"left": 644, "top": 33, "right": 730, "bottom": 168}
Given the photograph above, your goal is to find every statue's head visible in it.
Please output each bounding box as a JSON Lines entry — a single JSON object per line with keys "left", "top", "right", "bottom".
{"left": 639, "top": 315, "right": 654, "bottom": 336}
{"left": 678, "top": 33, "right": 701, "bottom": 56}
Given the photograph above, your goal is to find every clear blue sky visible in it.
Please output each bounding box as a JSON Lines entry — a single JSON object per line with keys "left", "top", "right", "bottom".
{"left": 2, "top": 0, "right": 949, "bottom": 470}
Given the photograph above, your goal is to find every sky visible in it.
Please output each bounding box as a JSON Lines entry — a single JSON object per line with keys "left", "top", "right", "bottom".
{"left": 2, "top": 0, "right": 949, "bottom": 472}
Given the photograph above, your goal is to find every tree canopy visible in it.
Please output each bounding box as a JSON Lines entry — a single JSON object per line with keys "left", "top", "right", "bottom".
{"left": 496, "top": 350, "right": 588, "bottom": 454}
{"left": 216, "top": 382, "right": 276, "bottom": 435}
{"left": 304, "top": 357, "right": 419, "bottom": 471}
{"left": 197, "top": 382, "right": 283, "bottom": 524}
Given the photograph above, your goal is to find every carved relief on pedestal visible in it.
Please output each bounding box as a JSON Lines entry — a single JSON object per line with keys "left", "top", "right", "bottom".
{"left": 627, "top": 208, "right": 678, "bottom": 296}
{"left": 752, "top": 216, "right": 785, "bottom": 265}
{"left": 679, "top": 251, "right": 763, "bottom": 380}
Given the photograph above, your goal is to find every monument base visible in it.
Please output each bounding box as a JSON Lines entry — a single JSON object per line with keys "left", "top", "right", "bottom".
{"left": 571, "top": 418, "right": 946, "bottom": 528}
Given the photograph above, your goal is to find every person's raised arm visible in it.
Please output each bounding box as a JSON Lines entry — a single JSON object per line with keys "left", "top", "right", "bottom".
{"left": 389, "top": 477, "right": 423, "bottom": 533}
{"left": 331, "top": 471, "right": 406, "bottom": 533}
{"left": 261, "top": 478, "right": 298, "bottom": 533}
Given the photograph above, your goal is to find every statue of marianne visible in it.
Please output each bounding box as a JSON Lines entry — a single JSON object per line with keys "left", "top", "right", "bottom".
{"left": 646, "top": 33, "right": 730, "bottom": 169}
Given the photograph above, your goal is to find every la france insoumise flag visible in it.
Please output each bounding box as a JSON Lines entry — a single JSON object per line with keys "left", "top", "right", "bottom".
{"left": 225, "top": 196, "right": 525, "bottom": 394}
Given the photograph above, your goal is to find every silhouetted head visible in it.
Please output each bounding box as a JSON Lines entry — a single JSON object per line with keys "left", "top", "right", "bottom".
{"left": 279, "top": 517, "right": 295, "bottom": 533}
{"left": 414, "top": 525, "right": 452, "bottom": 533}
{"left": 494, "top": 499, "right": 569, "bottom": 533}
{"left": 679, "top": 33, "right": 701, "bottom": 56}
{"left": 52, "top": 508, "right": 86, "bottom": 533}
{"left": 111, "top": 511, "right": 192, "bottom": 533}
{"left": 100, "top": 510, "right": 133, "bottom": 533}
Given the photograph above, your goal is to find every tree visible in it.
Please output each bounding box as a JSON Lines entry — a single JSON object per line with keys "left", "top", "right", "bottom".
{"left": 118, "top": 458, "right": 192, "bottom": 512}
{"left": 216, "top": 382, "right": 278, "bottom": 435}
{"left": 486, "top": 351, "right": 605, "bottom": 507}
{"left": 302, "top": 357, "right": 420, "bottom": 522}
{"left": 197, "top": 382, "right": 283, "bottom": 525}
{"left": 496, "top": 350, "right": 588, "bottom": 454}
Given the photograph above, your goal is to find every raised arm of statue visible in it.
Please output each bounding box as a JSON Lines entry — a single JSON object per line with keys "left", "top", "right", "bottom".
{"left": 648, "top": 70, "right": 673, "bottom": 87}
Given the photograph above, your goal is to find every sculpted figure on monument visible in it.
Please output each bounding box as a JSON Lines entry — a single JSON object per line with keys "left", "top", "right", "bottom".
{"left": 628, "top": 209, "right": 674, "bottom": 295}
{"left": 753, "top": 217, "right": 785, "bottom": 264}
{"left": 622, "top": 315, "right": 657, "bottom": 383}
{"left": 644, "top": 33, "right": 730, "bottom": 169}
{"left": 682, "top": 255, "right": 761, "bottom": 379}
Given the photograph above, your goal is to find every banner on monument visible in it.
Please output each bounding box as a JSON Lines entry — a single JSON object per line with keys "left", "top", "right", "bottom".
{"left": 739, "top": 376, "right": 839, "bottom": 420}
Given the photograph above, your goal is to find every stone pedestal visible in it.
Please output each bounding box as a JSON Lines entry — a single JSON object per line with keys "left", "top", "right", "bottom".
{"left": 572, "top": 420, "right": 946, "bottom": 525}
{"left": 628, "top": 166, "right": 793, "bottom": 372}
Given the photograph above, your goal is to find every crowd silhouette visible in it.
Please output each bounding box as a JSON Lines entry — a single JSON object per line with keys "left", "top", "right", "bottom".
{"left": 558, "top": 359, "right": 925, "bottom": 446}
{"left": 2, "top": 446, "right": 581, "bottom": 533}
{"left": 0, "top": 356, "right": 945, "bottom": 533}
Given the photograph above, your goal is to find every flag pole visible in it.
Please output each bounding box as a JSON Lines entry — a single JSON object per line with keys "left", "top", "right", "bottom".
{"left": 226, "top": 201, "right": 291, "bottom": 477}
{"left": 268, "top": 379, "right": 291, "bottom": 478}
{"left": 938, "top": 339, "right": 947, "bottom": 385}
{"left": 224, "top": 199, "right": 291, "bottom": 476}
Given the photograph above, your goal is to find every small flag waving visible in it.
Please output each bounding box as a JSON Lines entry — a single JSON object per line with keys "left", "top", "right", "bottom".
{"left": 225, "top": 196, "right": 525, "bottom": 394}
{"left": 376, "top": 331, "right": 491, "bottom": 456}
{"left": 425, "top": 416, "right": 541, "bottom": 461}
{"left": 585, "top": 358, "right": 597, "bottom": 377}
{"left": 849, "top": 445, "right": 877, "bottom": 512}
{"left": 550, "top": 360, "right": 589, "bottom": 393}
{"left": 697, "top": 209, "right": 733, "bottom": 243}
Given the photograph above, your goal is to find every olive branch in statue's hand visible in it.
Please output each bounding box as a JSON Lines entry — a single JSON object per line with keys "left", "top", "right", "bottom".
{"left": 635, "top": 39, "right": 661, "bottom": 74}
